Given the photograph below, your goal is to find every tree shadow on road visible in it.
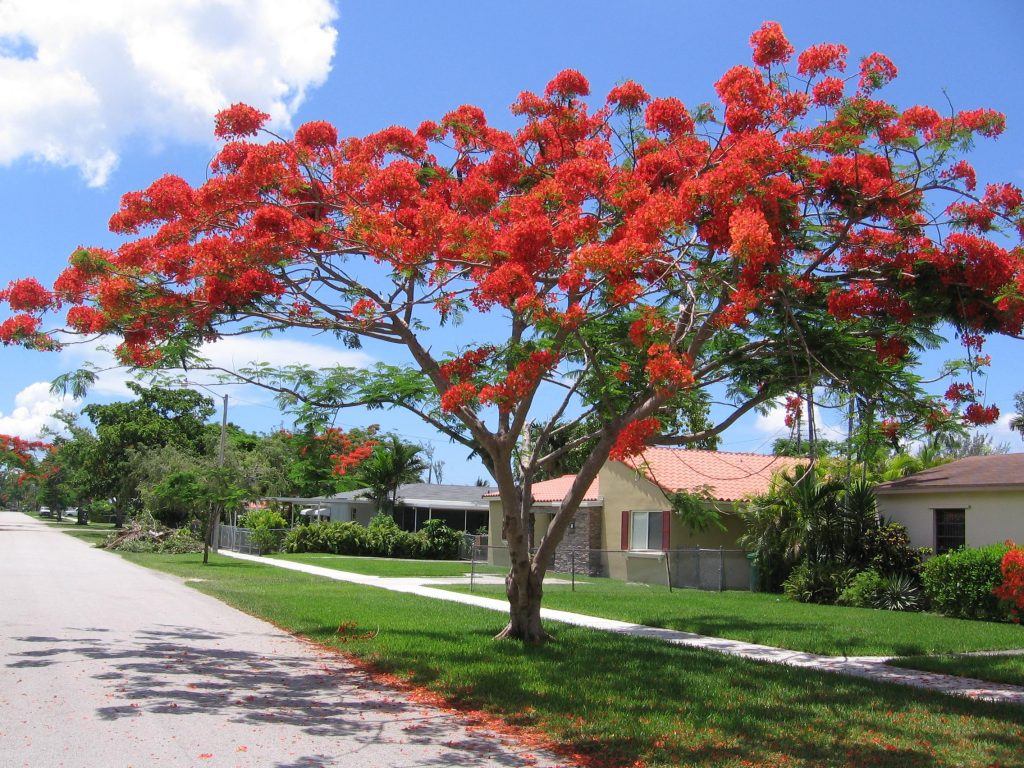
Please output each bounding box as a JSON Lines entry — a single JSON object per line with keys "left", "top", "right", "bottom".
{"left": 7, "top": 625, "right": 550, "bottom": 768}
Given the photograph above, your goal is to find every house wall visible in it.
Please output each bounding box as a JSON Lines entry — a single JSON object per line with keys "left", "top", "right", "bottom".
{"left": 876, "top": 489, "right": 1024, "bottom": 551}
{"left": 597, "top": 461, "right": 748, "bottom": 581}
{"left": 487, "top": 499, "right": 511, "bottom": 567}
{"left": 486, "top": 501, "right": 602, "bottom": 574}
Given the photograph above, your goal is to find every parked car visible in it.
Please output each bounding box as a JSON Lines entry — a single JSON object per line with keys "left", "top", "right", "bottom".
{"left": 38, "top": 506, "right": 52, "bottom": 518}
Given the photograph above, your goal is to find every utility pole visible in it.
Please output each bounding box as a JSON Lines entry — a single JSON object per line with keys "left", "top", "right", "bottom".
{"left": 203, "top": 392, "right": 228, "bottom": 564}
{"left": 218, "top": 394, "right": 228, "bottom": 467}
{"left": 212, "top": 394, "right": 228, "bottom": 552}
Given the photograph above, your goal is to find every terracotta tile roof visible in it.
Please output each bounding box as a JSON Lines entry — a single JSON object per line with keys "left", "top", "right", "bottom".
{"left": 624, "top": 447, "right": 806, "bottom": 501}
{"left": 874, "top": 453, "right": 1024, "bottom": 493}
{"left": 483, "top": 474, "right": 601, "bottom": 503}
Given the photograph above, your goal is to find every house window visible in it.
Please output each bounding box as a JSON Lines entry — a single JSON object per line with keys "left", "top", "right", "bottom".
{"left": 630, "top": 510, "right": 665, "bottom": 551}
{"left": 934, "top": 508, "right": 966, "bottom": 554}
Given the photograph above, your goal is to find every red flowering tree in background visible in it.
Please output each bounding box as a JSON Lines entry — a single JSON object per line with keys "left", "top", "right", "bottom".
{"left": 3, "top": 23, "right": 1023, "bottom": 641}
{"left": 0, "top": 434, "right": 54, "bottom": 508}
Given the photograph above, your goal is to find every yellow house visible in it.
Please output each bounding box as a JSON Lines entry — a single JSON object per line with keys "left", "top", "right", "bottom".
{"left": 487, "top": 448, "right": 804, "bottom": 588}
{"left": 874, "top": 453, "right": 1024, "bottom": 553}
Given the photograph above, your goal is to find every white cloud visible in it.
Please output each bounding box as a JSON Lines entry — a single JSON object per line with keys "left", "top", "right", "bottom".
{"left": 0, "top": 0, "right": 338, "bottom": 186}
{"left": 980, "top": 413, "right": 1024, "bottom": 450}
{"left": 754, "top": 399, "right": 847, "bottom": 443}
{"left": 58, "top": 333, "right": 373, "bottom": 402}
{"left": 0, "top": 381, "right": 76, "bottom": 439}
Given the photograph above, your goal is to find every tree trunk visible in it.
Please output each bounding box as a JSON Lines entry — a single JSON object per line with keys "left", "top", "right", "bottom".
{"left": 495, "top": 564, "right": 549, "bottom": 644}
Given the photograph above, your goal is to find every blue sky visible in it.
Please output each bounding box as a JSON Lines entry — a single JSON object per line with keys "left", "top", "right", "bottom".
{"left": 1, "top": 1, "right": 1022, "bottom": 481}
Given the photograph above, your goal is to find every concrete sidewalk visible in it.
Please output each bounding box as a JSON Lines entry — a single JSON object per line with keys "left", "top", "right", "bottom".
{"left": 223, "top": 550, "right": 1024, "bottom": 706}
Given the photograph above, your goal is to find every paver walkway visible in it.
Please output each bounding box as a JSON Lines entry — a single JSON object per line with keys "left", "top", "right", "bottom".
{"left": 0, "top": 512, "right": 570, "bottom": 768}
{"left": 223, "top": 550, "right": 1024, "bottom": 706}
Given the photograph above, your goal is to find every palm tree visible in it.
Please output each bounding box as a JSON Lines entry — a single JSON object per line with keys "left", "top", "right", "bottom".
{"left": 355, "top": 436, "right": 428, "bottom": 516}
{"left": 1011, "top": 391, "right": 1024, "bottom": 442}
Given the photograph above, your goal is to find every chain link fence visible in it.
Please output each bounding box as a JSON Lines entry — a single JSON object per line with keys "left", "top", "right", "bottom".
{"left": 471, "top": 543, "right": 754, "bottom": 591}
{"left": 219, "top": 526, "right": 753, "bottom": 592}
{"left": 218, "top": 525, "right": 289, "bottom": 555}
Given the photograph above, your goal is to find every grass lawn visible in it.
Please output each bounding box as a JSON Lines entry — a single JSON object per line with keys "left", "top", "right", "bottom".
{"left": 889, "top": 654, "right": 1024, "bottom": 687}
{"left": 111, "top": 550, "right": 1024, "bottom": 768}
{"left": 442, "top": 579, "right": 1024, "bottom": 657}
{"left": 271, "top": 552, "right": 507, "bottom": 578}
{"left": 42, "top": 516, "right": 117, "bottom": 546}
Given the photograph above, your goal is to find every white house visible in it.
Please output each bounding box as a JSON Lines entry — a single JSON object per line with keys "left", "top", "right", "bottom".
{"left": 874, "top": 453, "right": 1024, "bottom": 553}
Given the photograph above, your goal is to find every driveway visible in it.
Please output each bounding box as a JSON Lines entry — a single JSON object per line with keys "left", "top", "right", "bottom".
{"left": 0, "top": 512, "right": 568, "bottom": 768}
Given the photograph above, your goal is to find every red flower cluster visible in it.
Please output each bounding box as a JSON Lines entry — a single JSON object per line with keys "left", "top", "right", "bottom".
{"left": 609, "top": 417, "right": 660, "bottom": 461}
{"left": 2, "top": 278, "right": 52, "bottom": 312}
{"left": 944, "top": 382, "right": 976, "bottom": 403}
{"left": 797, "top": 43, "right": 848, "bottom": 76}
{"left": 644, "top": 345, "right": 693, "bottom": 395}
{"left": 811, "top": 77, "right": 845, "bottom": 108}
{"left": 749, "top": 21, "right": 794, "bottom": 67}
{"left": 828, "top": 281, "right": 911, "bottom": 323}
{"left": 963, "top": 403, "right": 999, "bottom": 425}
{"left": 440, "top": 381, "right": 478, "bottom": 413}
{"left": 993, "top": 545, "right": 1024, "bottom": 622}
{"left": 439, "top": 346, "right": 494, "bottom": 383}
{"left": 318, "top": 427, "right": 379, "bottom": 476}
{"left": 295, "top": 121, "right": 339, "bottom": 150}
{"left": 544, "top": 69, "right": 590, "bottom": 100}
{"left": 858, "top": 53, "right": 898, "bottom": 92}
{"left": 644, "top": 97, "right": 693, "bottom": 135}
{"left": 783, "top": 396, "right": 802, "bottom": 429}
{"left": 875, "top": 337, "right": 909, "bottom": 364}
{"left": 0, "top": 314, "right": 41, "bottom": 343}
{"left": 879, "top": 419, "right": 901, "bottom": 440}
{"left": 607, "top": 81, "right": 650, "bottom": 112}
{"left": 0, "top": 434, "right": 52, "bottom": 465}
{"left": 478, "top": 350, "right": 558, "bottom": 410}
{"left": 214, "top": 103, "right": 271, "bottom": 139}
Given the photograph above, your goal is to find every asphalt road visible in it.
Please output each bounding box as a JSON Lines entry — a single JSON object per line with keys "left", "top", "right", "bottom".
{"left": 0, "top": 512, "right": 567, "bottom": 768}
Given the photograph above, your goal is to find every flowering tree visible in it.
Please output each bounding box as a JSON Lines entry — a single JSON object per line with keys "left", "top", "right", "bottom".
{"left": 3, "top": 23, "right": 1023, "bottom": 642}
{"left": 994, "top": 543, "right": 1024, "bottom": 622}
{"left": 0, "top": 434, "right": 53, "bottom": 508}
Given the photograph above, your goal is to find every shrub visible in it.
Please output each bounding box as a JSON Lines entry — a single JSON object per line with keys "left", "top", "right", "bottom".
{"left": 240, "top": 508, "right": 289, "bottom": 554}
{"left": 283, "top": 521, "right": 368, "bottom": 555}
{"left": 250, "top": 526, "right": 284, "bottom": 555}
{"left": 992, "top": 543, "right": 1024, "bottom": 622}
{"left": 366, "top": 513, "right": 422, "bottom": 558}
{"left": 281, "top": 515, "right": 463, "bottom": 561}
{"left": 160, "top": 527, "right": 204, "bottom": 554}
{"left": 837, "top": 569, "right": 886, "bottom": 608}
{"left": 419, "top": 518, "right": 463, "bottom": 560}
{"left": 86, "top": 499, "right": 115, "bottom": 524}
{"left": 920, "top": 543, "right": 1013, "bottom": 621}
{"left": 875, "top": 572, "right": 922, "bottom": 611}
{"left": 239, "top": 508, "right": 288, "bottom": 530}
{"left": 865, "top": 522, "right": 927, "bottom": 576}
{"left": 783, "top": 562, "right": 857, "bottom": 604}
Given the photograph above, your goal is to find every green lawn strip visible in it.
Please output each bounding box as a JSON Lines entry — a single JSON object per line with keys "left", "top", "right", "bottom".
{"left": 888, "top": 654, "right": 1024, "bottom": 688}
{"left": 117, "top": 551, "right": 1023, "bottom": 768}
{"left": 440, "top": 579, "right": 1024, "bottom": 657}
{"left": 271, "top": 552, "right": 507, "bottom": 578}
{"left": 43, "top": 517, "right": 117, "bottom": 546}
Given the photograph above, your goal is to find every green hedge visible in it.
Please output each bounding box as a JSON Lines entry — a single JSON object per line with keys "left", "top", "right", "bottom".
{"left": 282, "top": 514, "right": 463, "bottom": 560}
{"left": 920, "top": 543, "right": 1012, "bottom": 621}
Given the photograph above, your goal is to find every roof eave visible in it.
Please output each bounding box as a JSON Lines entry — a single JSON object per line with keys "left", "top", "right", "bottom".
{"left": 876, "top": 484, "right": 1024, "bottom": 495}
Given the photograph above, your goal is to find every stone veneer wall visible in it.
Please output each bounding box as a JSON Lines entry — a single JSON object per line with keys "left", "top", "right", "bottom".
{"left": 550, "top": 508, "right": 604, "bottom": 576}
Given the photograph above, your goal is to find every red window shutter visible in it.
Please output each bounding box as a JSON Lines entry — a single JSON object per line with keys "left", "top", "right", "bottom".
{"left": 661, "top": 510, "right": 671, "bottom": 551}
{"left": 621, "top": 510, "right": 630, "bottom": 550}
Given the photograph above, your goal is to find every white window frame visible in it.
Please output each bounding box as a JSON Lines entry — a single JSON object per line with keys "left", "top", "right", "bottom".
{"left": 630, "top": 510, "right": 665, "bottom": 551}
